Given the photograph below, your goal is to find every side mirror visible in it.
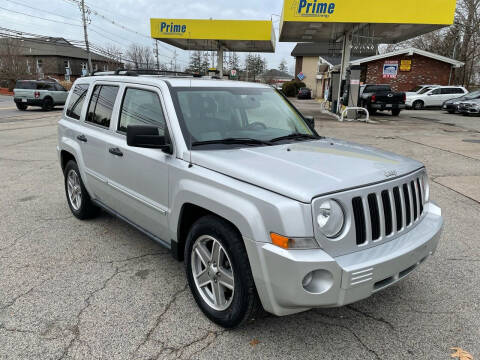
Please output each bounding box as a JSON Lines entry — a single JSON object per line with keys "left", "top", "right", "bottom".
{"left": 304, "top": 115, "right": 315, "bottom": 131}
{"left": 126, "top": 125, "right": 172, "bottom": 153}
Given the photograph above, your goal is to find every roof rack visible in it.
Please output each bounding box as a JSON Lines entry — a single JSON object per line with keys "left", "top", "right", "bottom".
{"left": 90, "top": 69, "right": 196, "bottom": 77}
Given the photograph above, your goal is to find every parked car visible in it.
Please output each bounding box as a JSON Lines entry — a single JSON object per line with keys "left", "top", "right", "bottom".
{"left": 13, "top": 80, "right": 68, "bottom": 111}
{"left": 442, "top": 90, "right": 480, "bottom": 114}
{"left": 359, "top": 84, "right": 406, "bottom": 116}
{"left": 297, "top": 87, "right": 312, "bottom": 99}
{"left": 405, "top": 84, "right": 440, "bottom": 97}
{"left": 58, "top": 73, "right": 443, "bottom": 328}
{"left": 458, "top": 98, "right": 480, "bottom": 116}
{"left": 406, "top": 86, "right": 468, "bottom": 110}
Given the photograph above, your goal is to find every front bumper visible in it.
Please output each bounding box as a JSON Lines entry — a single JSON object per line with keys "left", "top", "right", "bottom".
{"left": 246, "top": 202, "right": 443, "bottom": 316}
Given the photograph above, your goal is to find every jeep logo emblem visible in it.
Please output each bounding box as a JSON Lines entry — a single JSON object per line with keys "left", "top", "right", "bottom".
{"left": 385, "top": 170, "right": 398, "bottom": 178}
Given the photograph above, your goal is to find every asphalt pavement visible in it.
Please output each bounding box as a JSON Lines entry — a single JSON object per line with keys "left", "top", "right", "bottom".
{"left": 1, "top": 94, "right": 479, "bottom": 359}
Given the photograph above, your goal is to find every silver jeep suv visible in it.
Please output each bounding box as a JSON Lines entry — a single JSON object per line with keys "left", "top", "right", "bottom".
{"left": 57, "top": 73, "right": 443, "bottom": 328}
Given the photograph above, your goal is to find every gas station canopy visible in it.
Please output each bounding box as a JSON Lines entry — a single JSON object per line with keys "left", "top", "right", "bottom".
{"left": 279, "top": 0, "right": 457, "bottom": 43}
{"left": 150, "top": 19, "right": 276, "bottom": 52}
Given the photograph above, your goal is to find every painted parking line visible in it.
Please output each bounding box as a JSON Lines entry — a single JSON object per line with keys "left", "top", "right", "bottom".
{"left": 0, "top": 107, "right": 19, "bottom": 110}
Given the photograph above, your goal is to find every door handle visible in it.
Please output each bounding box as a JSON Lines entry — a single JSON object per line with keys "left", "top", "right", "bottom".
{"left": 109, "top": 147, "right": 123, "bottom": 157}
{"left": 77, "top": 134, "right": 87, "bottom": 143}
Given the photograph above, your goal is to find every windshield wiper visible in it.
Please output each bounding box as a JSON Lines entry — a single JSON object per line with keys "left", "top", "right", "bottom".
{"left": 192, "top": 138, "right": 273, "bottom": 147}
{"left": 269, "top": 133, "right": 320, "bottom": 143}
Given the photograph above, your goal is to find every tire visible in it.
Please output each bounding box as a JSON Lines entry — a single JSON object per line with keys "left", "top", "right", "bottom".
{"left": 448, "top": 110, "right": 455, "bottom": 114}
{"left": 413, "top": 100, "right": 424, "bottom": 110}
{"left": 392, "top": 109, "right": 401, "bottom": 116}
{"left": 42, "top": 97, "right": 54, "bottom": 111}
{"left": 16, "top": 103, "right": 28, "bottom": 111}
{"left": 185, "top": 215, "right": 261, "bottom": 328}
{"left": 64, "top": 160, "right": 100, "bottom": 220}
{"left": 367, "top": 107, "right": 377, "bottom": 115}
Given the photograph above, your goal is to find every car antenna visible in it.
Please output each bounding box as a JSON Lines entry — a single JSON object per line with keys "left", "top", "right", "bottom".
{"left": 188, "top": 133, "right": 193, "bottom": 168}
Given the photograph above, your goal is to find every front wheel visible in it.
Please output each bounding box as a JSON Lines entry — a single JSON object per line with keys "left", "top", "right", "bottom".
{"left": 413, "top": 100, "right": 424, "bottom": 110}
{"left": 185, "top": 215, "right": 260, "bottom": 328}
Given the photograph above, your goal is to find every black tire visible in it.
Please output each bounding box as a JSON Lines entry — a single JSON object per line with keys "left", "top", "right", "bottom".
{"left": 448, "top": 110, "right": 455, "bottom": 114}
{"left": 368, "top": 107, "right": 377, "bottom": 115}
{"left": 392, "top": 109, "right": 401, "bottom": 116}
{"left": 185, "top": 215, "right": 261, "bottom": 328}
{"left": 42, "top": 97, "right": 54, "bottom": 111}
{"left": 413, "top": 100, "right": 424, "bottom": 110}
{"left": 64, "top": 160, "right": 100, "bottom": 220}
{"left": 16, "top": 103, "right": 28, "bottom": 111}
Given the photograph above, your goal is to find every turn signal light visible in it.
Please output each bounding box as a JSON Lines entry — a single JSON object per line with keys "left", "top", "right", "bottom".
{"left": 270, "top": 233, "right": 320, "bottom": 250}
{"left": 270, "top": 233, "right": 290, "bottom": 249}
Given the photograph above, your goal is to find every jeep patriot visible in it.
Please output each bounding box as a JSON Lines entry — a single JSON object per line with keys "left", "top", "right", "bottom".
{"left": 57, "top": 73, "right": 443, "bottom": 328}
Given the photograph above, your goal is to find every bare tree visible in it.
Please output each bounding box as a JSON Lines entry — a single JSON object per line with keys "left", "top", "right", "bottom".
{"left": 104, "top": 43, "right": 123, "bottom": 69}
{"left": 0, "top": 37, "right": 30, "bottom": 90}
{"left": 125, "top": 44, "right": 155, "bottom": 70}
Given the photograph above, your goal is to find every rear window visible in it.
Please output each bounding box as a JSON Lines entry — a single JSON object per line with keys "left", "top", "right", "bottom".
{"left": 66, "top": 84, "right": 89, "bottom": 120}
{"left": 15, "top": 81, "right": 36, "bottom": 90}
{"left": 86, "top": 85, "right": 119, "bottom": 128}
{"left": 36, "top": 82, "right": 56, "bottom": 90}
{"left": 364, "top": 85, "right": 391, "bottom": 93}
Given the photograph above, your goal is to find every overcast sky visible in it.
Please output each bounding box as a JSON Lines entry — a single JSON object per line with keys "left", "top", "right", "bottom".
{"left": 0, "top": 0, "right": 297, "bottom": 73}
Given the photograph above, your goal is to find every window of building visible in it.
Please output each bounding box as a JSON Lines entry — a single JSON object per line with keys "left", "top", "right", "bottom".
{"left": 118, "top": 88, "right": 166, "bottom": 133}
{"left": 103, "top": 64, "right": 108, "bottom": 71}
{"left": 86, "top": 85, "right": 119, "bottom": 128}
{"left": 66, "top": 84, "right": 89, "bottom": 120}
{"left": 64, "top": 60, "right": 70, "bottom": 69}
{"left": 94, "top": 63, "right": 98, "bottom": 71}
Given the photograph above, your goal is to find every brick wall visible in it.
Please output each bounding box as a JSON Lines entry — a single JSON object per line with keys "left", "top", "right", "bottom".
{"left": 364, "top": 54, "right": 455, "bottom": 92}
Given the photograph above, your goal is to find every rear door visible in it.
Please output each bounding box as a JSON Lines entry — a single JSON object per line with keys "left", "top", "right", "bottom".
{"left": 78, "top": 83, "right": 120, "bottom": 202}
{"left": 103, "top": 84, "right": 172, "bottom": 242}
{"left": 53, "top": 83, "right": 69, "bottom": 104}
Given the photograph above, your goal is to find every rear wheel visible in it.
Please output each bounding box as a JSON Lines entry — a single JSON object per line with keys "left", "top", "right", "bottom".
{"left": 42, "top": 97, "right": 53, "bottom": 111}
{"left": 185, "top": 215, "right": 260, "bottom": 328}
{"left": 413, "top": 100, "right": 424, "bottom": 110}
{"left": 392, "top": 109, "right": 401, "bottom": 116}
{"left": 64, "top": 161, "right": 99, "bottom": 220}
{"left": 16, "top": 103, "right": 28, "bottom": 111}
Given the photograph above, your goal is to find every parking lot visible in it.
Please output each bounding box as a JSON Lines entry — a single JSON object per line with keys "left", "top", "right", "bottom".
{"left": 1, "top": 94, "right": 479, "bottom": 359}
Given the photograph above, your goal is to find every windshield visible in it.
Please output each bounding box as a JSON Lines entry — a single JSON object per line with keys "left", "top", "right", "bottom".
{"left": 171, "top": 87, "right": 316, "bottom": 148}
{"left": 465, "top": 90, "right": 480, "bottom": 99}
{"left": 418, "top": 87, "right": 433, "bottom": 94}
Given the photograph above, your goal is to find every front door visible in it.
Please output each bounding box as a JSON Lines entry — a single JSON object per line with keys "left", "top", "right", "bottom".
{"left": 426, "top": 88, "right": 444, "bottom": 106}
{"left": 104, "top": 85, "right": 171, "bottom": 242}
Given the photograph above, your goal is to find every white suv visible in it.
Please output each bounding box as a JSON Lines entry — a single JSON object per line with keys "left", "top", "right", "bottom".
{"left": 406, "top": 86, "right": 468, "bottom": 110}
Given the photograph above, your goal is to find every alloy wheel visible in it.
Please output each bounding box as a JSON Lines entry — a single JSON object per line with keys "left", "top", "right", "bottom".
{"left": 191, "top": 235, "right": 235, "bottom": 311}
{"left": 67, "top": 169, "right": 82, "bottom": 211}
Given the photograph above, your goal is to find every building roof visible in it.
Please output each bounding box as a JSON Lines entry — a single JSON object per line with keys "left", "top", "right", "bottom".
{"left": 319, "top": 55, "right": 366, "bottom": 67}
{"left": 291, "top": 42, "right": 377, "bottom": 58}
{"left": 1, "top": 37, "right": 115, "bottom": 62}
{"left": 350, "top": 47, "right": 464, "bottom": 68}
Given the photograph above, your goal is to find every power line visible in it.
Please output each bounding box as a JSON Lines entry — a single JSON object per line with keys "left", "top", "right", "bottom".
{"left": 0, "top": 5, "right": 82, "bottom": 27}
{"left": 3, "top": 0, "right": 79, "bottom": 22}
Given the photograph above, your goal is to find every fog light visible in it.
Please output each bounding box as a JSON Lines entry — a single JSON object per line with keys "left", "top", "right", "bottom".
{"left": 302, "top": 269, "right": 334, "bottom": 294}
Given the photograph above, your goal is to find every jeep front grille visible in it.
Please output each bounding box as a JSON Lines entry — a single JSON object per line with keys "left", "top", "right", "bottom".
{"left": 352, "top": 176, "right": 425, "bottom": 246}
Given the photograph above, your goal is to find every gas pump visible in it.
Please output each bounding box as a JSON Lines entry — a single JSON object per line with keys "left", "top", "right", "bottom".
{"left": 340, "top": 66, "right": 362, "bottom": 119}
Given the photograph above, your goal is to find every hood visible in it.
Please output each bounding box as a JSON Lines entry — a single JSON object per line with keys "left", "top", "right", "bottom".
{"left": 191, "top": 138, "right": 423, "bottom": 203}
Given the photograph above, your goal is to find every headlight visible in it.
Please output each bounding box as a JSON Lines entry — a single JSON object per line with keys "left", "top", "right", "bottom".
{"left": 317, "top": 200, "right": 345, "bottom": 238}
{"left": 422, "top": 174, "right": 430, "bottom": 203}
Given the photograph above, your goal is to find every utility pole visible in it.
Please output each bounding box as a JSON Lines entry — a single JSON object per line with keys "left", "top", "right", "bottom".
{"left": 80, "top": 0, "right": 93, "bottom": 75}
{"left": 155, "top": 40, "right": 160, "bottom": 70}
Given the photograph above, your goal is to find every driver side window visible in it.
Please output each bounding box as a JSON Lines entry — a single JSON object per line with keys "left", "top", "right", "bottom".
{"left": 431, "top": 89, "right": 442, "bottom": 95}
{"left": 118, "top": 88, "right": 165, "bottom": 135}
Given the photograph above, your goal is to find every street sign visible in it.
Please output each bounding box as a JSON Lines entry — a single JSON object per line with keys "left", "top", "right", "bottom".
{"left": 297, "top": 72, "right": 305, "bottom": 81}
{"left": 230, "top": 69, "right": 237, "bottom": 77}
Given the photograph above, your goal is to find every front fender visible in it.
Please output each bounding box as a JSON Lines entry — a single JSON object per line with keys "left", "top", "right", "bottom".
{"left": 170, "top": 178, "right": 264, "bottom": 242}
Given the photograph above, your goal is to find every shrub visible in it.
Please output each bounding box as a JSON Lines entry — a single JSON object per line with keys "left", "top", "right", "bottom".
{"left": 282, "top": 81, "right": 307, "bottom": 97}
